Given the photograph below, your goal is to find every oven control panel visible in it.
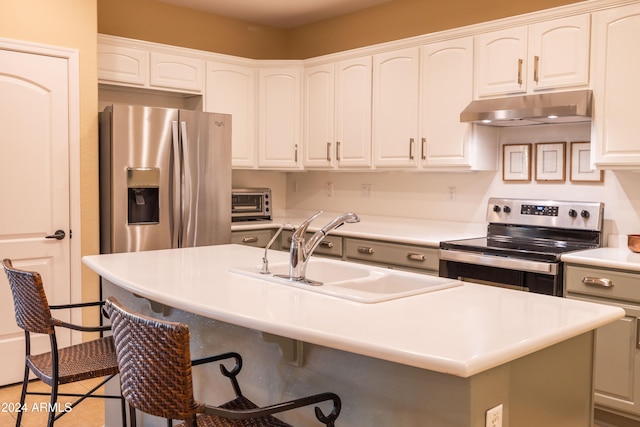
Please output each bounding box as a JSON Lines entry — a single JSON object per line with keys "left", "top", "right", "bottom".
{"left": 521, "top": 204, "right": 559, "bottom": 216}
{"left": 487, "top": 198, "right": 604, "bottom": 231}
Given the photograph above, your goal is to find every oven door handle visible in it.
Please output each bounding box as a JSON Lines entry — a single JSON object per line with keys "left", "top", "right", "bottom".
{"left": 439, "top": 249, "right": 557, "bottom": 275}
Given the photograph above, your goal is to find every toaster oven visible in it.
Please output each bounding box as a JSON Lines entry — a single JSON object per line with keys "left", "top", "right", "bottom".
{"left": 231, "top": 188, "right": 272, "bottom": 222}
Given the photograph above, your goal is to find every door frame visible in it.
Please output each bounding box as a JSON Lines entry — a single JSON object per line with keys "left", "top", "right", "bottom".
{"left": 0, "top": 38, "right": 82, "bottom": 343}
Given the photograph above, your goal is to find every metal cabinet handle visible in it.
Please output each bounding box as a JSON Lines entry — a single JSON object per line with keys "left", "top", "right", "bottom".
{"left": 533, "top": 55, "right": 540, "bottom": 83}
{"left": 336, "top": 141, "right": 341, "bottom": 161}
{"left": 242, "top": 236, "right": 259, "bottom": 244}
{"left": 407, "top": 253, "right": 425, "bottom": 262}
{"left": 409, "top": 138, "right": 415, "bottom": 160}
{"left": 320, "top": 241, "right": 334, "bottom": 249}
{"left": 582, "top": 277, "right": 614, "bottom": 288}
{"left": 45, "top": 229, "right": 66, "bottom": 240}
{"left": 517, "top": 58, "right": 523, "bottom": 85}
{"left": 357, "top": 246, "right": 375, "bottom": 255}
{"left": 294, "top": 144, "right": 298, "bottom": 163}
{"left": 326, "top": 142, "right": 332, "bottom": 162}
{"left": 421, "top": 138, "right": 426, "bottom": 160}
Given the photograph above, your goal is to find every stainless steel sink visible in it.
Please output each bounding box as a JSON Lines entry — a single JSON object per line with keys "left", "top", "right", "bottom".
{"left": 230, "top": 258, "right": 461, "bottom": 303}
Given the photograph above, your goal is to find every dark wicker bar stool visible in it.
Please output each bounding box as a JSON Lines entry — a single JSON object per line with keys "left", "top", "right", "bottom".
{"left": 2, "top": 259, "right": 127, "bottom": 427}
{"left": 105, "top": 297, "right": 342, "bottom": 427}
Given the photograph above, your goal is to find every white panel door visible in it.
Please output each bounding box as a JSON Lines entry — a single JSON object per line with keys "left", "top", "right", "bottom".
{"left": 0, "top": 46, "right": 72, "bottom": 385}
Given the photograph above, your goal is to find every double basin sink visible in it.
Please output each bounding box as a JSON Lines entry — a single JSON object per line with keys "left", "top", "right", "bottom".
{"left": 231, "top": 258, "right": 461, "bottom": 303}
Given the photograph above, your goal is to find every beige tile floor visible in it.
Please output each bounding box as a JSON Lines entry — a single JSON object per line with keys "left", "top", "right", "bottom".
{"left": 0, "top": 378, "right": 106, "bottom": 427}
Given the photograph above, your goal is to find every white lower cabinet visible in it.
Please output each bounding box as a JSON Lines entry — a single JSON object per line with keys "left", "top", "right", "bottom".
{"left": 565, "top": 264, "right": 640, "bottom": 419}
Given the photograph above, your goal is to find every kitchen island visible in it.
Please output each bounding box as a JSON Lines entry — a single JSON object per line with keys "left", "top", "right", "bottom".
{"left": 84, "top": 244, "right": 624, "bottom": 427}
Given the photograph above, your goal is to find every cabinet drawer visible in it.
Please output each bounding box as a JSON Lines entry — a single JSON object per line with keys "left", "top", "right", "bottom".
{"left": 231, "top": 229, "right": 274, "bottom": 247}
{"left": 280, "top": 230, "right": 343, "bottom": 257}
{"left": 345, "top": 238, "right": 438, "bottom": 272}
{"left": 565, "top": 265, "right": 640, "bottom": 304}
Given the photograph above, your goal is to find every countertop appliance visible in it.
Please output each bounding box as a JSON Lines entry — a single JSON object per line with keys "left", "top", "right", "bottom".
{"left": 231, "top": 188, "right": 272, "bottom": 222}
{"left": 439, "top": 198, "right": 604, "bottom": 296}
{"left": 99, "top": 104, "right": 231, "bottom": 254}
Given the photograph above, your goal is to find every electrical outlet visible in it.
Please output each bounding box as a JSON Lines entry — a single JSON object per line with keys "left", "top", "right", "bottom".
{"left": 361, "top": 184, "right": 372, "bottom": 198}
{"left": 448, "top": 186, "right": 456, "bottom": 201}
{"left": 485, "top": 404, "right": 503, "bottom": 427}
{"left": 327, "top": 182, "right": 334, "bottom": 197}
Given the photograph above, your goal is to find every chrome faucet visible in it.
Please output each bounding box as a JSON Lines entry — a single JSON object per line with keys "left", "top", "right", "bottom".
{"left": 277, "top": 211, "right": 360, "bottom": 285}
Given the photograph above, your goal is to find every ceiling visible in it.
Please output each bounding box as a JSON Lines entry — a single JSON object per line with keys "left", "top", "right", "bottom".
{"left": 157, "top": 0, "right": 394, "bottom": 29}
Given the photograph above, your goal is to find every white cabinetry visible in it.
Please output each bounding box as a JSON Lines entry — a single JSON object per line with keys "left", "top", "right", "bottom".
{"left": 303, "top": 63, "right": 335, "bottom": 168}
{"left": 98, "top": 42, "right": 148, "bottom": 86}
{"left": 258, "top": 67, "right": 303, "bottom": 169}
{"left": 303, "top": 57, "right": 373, "bottom": 169}
{"left": 420, "top": 37, "right": 494, "bottom": 170}
{"left": 372, "top": 48, "right": 420, "bottom": 168}
{"left": 206, "top": 61, "right": 257, "bottom": 168}
{"left": 149, "top": 52, "right": 203, "bottom": 92}
{"left": 97, "top": 36, "right": 204, "bottom": 93}
{"left": 591, "top": 3, "right": 640, "bottom": 169}
{"left": 474, "top": 15, "right": 590, "bottom": 97}
{"left": 565, "top": 264, "right": 640, "bottom": 419}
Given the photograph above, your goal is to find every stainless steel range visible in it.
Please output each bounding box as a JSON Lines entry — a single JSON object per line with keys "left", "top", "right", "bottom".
{"left": 439, "top": 198, "right": 604, "bottom": 296}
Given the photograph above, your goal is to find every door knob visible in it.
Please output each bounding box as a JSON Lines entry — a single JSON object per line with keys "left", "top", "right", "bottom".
{"left": 45, "top": 229, "right": 66, "bottom": 240}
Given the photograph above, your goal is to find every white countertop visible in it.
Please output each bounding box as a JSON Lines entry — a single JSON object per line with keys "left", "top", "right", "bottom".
{"left": 562, "top": 246, "right": 640, "bottom": 272}
{"left": 83, "top": 244, "right": 623, "bottom": 378}
{"left": 232, "top": 211, "right": 487, "bottom": 246}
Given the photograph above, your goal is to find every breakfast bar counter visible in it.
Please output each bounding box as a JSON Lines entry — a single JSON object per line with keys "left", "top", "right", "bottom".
{"left": 84, "top": 244, "right": 623, "bottom": 427}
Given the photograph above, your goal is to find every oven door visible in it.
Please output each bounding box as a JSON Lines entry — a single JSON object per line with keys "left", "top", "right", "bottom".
{"left": 438, "top": 249, "right": 563, "bottom": 296}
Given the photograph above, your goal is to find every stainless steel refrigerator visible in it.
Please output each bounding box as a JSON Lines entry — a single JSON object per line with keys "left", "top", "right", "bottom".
{"left": 99, "top": 104, "right": 231, "bottom": 254}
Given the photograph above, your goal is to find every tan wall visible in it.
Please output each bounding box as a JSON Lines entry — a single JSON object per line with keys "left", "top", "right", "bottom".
{"left": 289, "top": 0, "right": 585, "bottom": 58}
{"left": 98, "top": 0, "right": 583, "bottom": 59}
{"left": 0, "top": 0, "right": 101, "bottom": 312}
{"left": 97, "top": 0, "right": 289, "bottom": 59}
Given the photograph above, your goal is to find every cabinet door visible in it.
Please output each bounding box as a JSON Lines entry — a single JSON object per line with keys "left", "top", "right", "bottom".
{"left": 421, "top": 37, "right": 475, "bottom": 169}
{"left": 303, "top": 63, "right": 335, "bottom": 168}
{"left": 206, "top": 61, "right": 257, "bottom": 168}
{"left": 593, "top": 304, "right": 640, "bottom": 416}
{"left": 475, "top": 27, "right": 528, "bottom": 97}
{"left": 97, "top": 43, "right": 148, "bottom": 86}
{"left": 529, "top": 15, "right": 590, "bottom": 91}
{"left": 150, "top": 52, "right": 203, "bottom": 92}
{"left": 372, "top": 48, "right": 420, "bottom": 168}
{"left": 258, "top": 67, "right": 302, "bottom": 169}
{"left": 335, "top": 57, "right": 373, "bottom": 168}
{"left": 592, "top": 3, "right": 640, "bottom": 169}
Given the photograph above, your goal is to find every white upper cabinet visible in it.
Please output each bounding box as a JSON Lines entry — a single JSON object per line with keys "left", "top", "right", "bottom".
{"left": 372, "top": 47, "right": 420, "bottom": 168}
{"left": 98, "top": 35, "right": 204, "bottom": 93}
{"left": 591, "top": 3, "right": 640, "bottom": 169}
{"left": 257, "top": 67, "right": 303, "bottom": 169}
{"left": 98, "top": 42, "right": 148, "bottom": 86}
{"left": 150, "top": 52, "right": 204, "bottom": 92}
{"left": 529, "top": 14, "right": 590, "bottom": 91}
{"left": 205, "top": 61, "right": 257, "bottom": 168}
{"left": 304, "top": 57, "right": 373, "bottom": 169}
{"left": 420, "top": 37, "right": 495, "bottom": 170}
{"left": 335, "top": 57, "right": 373, "bottom": 168}
{"left": 475, "top": 14, "right": 590, "bottom": 97}
{"left": 303, "top": 63, "right": 335, "bottom": 168}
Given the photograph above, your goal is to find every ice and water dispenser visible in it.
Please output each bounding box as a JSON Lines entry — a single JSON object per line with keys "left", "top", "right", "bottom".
{"left": 127, "top": 168, "right": 160, "bottom": 224}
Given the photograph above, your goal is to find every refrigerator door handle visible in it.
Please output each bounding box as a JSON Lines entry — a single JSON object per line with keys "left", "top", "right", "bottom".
{"left": 171, "top": 121, "right": 182, "bottom": 248}
{"left": 180, "top": 121, "right": 193, "bottom": 248}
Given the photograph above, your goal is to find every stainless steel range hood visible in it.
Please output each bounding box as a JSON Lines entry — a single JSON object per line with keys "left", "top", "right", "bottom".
{"left": 460, "top": 89, "right": 592, "bottom": 127}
